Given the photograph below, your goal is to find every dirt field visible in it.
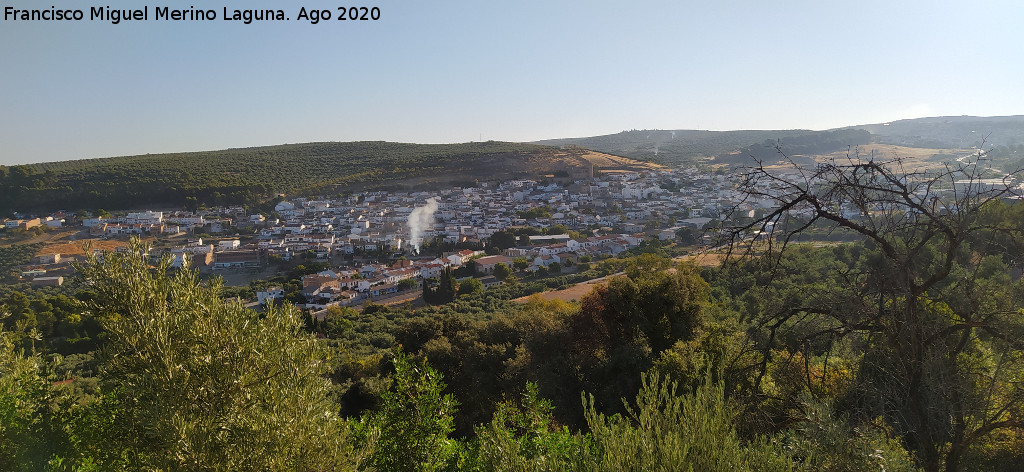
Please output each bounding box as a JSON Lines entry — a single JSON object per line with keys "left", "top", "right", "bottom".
{"left": 576, "top": 151, "right": 664, "bottom": 171}
{"left": 1, "top": 227, "right": 144, "bottom": 259}
{"left": 513, "top": 276, "right": 610, "bottom": 303}
{"left": 41, "top": 239, "right": 133, "bottom": 257}
{"left": 1, "top": 228, "right": 79, "bottom": 247}
{"left": 788, "top": 144, "right": 975, "bottom": 172}
{"left": 675, "top": 253, "right": 726, "bottom": 267}
{"left": 513, "top": 252, "right": 727, "bottom": 304}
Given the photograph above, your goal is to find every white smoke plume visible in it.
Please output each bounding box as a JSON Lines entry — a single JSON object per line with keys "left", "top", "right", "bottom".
{"left": 408, "top": 197, "right": 439, "bottom": 252}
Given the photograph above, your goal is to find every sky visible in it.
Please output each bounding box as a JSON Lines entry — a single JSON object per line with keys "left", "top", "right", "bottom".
{"left": 2, "top": 0, "right": 1023, "bottom": 165}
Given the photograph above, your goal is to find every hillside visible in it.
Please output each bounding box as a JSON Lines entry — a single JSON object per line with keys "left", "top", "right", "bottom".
{"left": 846, "top": 115, "right": 1024, "bottom": 148}
{"left": 536, "top": 129, "right": 826, "bottom": 165}
{"left": 535, "top": 128, "right": 876, "bottom": 166}
{"left": 3, "top": 115, "right": 1021, "bottom": 215}
{"left": 0, "top": 142, "right": 656, "bottom": 214}
{"left": 535, "top": 115, "right": 1024, "bottom": 167}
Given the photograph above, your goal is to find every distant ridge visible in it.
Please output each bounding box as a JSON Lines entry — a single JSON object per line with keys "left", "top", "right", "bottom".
{"left": 844, "top": 115, "right": 1024, "bottom": 149}
{"left": 534, "top": 115, "right": 1024, "bottom": 166}
{"left": 0, "top": 141, "right": 655, "bottom": 213}
{"left": 533, "top": 129, "right": 866, "bottom": 166}
{"left": 2, "top": 115, "right": 1021, "bottom": 214}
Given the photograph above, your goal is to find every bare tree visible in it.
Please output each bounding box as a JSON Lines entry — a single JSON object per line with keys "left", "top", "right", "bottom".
{"left": 720, "top": 147, "right": 1024, "bottom": 472}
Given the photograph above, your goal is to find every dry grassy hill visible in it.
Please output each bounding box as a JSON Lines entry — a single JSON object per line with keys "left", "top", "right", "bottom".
{"left": 757, "top": 143, "right": 977, "bottom": 173}
{"left": 398, "top": 148, "right": 663, "bottom": 188}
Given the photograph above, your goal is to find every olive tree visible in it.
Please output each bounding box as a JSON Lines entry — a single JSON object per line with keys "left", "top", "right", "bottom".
{"left": 720, "top": 151, "right": 1024, "bottom": 472}
{"left": 77, "top": 239, "right": 356, "bottom": 470}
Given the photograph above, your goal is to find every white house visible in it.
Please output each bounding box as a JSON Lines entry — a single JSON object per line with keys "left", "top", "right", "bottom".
{"left": 125, "top": 211, "right": 163, "bottom": 225}
{"left": 257, "top": 287, "right": 285, "bottom": 306}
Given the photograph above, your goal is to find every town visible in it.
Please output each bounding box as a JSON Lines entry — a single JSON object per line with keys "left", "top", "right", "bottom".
{"left": 5, "top": 166, "right": 769, "bottom": 310}
{"left": 10, "top": 155, "right": 1005, "bottom": 317}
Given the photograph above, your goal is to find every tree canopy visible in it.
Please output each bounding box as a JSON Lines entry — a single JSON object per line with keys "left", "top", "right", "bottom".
{"left": 719, "top": 152, "right": 1024, "bottom": 472}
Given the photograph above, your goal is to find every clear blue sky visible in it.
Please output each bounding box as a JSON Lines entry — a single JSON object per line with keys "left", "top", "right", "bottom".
{"left": 2, "top": 0, "right": 1022, "bottom": 164}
